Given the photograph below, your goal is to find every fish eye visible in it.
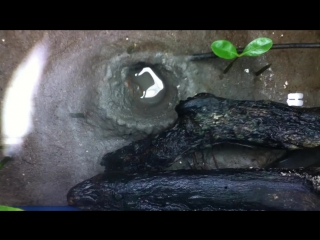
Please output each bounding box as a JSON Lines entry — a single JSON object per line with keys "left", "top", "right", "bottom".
{"left": 114, "top": 193, "right": 123, "bottom": 200}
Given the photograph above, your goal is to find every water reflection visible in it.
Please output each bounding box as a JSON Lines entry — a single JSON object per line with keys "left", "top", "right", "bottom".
{"left": 135, "top": 67, "right": 164, "bottom": 99}
{"left": 1, "top": 37, "right": 48, "bottom": 157}
{"left": 129, "top": 65, "right": 167, "bottom": 106}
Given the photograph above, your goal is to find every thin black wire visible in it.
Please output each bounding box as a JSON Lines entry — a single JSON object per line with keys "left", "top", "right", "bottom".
{"left": 189, "top": 43, "right": 320, "bottom": 61}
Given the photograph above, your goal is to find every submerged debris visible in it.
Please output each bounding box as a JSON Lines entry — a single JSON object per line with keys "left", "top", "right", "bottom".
{"left": 69, "top": 113, "right": 86, "bottom": 118}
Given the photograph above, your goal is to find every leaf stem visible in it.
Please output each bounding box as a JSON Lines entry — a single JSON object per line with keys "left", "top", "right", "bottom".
{"left": 255, "top": 64, "right": 272, "bottom": 76}
{"left": 223, "top": 57, "right": 239, "bottom": 74}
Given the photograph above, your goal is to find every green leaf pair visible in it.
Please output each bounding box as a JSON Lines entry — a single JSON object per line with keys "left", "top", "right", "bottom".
{"left": 211, "top": 38, "right": 273, "bottom": 59}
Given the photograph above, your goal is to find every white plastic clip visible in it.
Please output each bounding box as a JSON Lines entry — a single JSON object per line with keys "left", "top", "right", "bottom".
{"left": 287, "top": 93, "right": 303, "bottom": 106}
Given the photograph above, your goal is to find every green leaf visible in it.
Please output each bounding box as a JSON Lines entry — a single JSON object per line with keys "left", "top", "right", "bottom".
{"left": 240, "top": 38, "right": 273, "bottom": 57}
{"left": 0, "top": 205, "right": 24, "bottom": 211}
{"left": 211, "top": 40, "right": 239, "bottom": 59}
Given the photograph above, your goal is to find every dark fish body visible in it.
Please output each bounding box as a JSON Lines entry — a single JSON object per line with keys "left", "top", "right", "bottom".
{"left": 67, "top": 168, "right": 320, "bottom": 211}
{"left": 101, "top": 93, "right": 320, "bottom": 173}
